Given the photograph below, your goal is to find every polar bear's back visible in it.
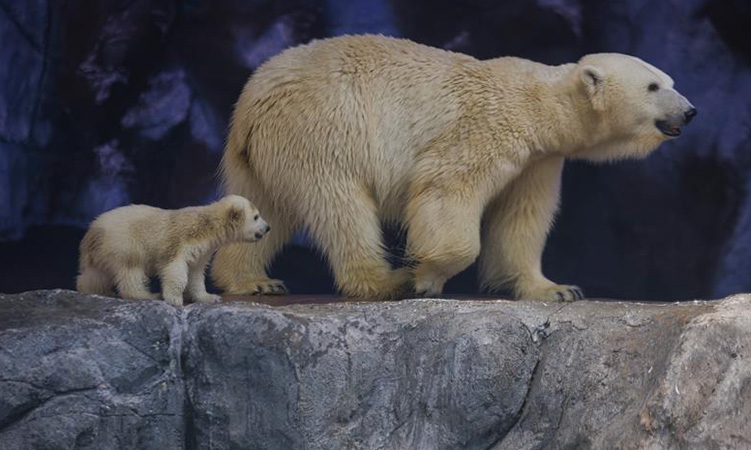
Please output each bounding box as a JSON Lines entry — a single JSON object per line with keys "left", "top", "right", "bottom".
{"left": 83, "top": 205, "right": 170, "bottom": 273}
{"left": 232, "top": 35, "right": 479, "bottom": 217}
{"left": 93, "top": 205, "right": 167, "bottom": 242}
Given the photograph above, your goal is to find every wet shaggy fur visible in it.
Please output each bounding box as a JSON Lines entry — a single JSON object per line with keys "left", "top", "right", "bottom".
{"left": 212, "top": 34, "right": 694, "bottom": 301}
{"left": 77, "top": 195, "right": 269, "bottom": 306}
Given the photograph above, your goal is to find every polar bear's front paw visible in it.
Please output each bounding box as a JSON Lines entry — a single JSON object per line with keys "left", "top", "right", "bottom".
{"left": 194, "top": 293, "right": 222, "bottom": 304}
{"left": 522, "top": 284, "right": 584, "bottom": 302}
{"left": 229, "top": 279, "right": 288, "bottom": 296}
{"left": 252, "top": 279, "right": 288, "bottom": 295}
{"left": 163, "top": 295, "right": 185, "bottom": 307}
{"left": 412, "top": 273, "right": 447, "bottom": 298}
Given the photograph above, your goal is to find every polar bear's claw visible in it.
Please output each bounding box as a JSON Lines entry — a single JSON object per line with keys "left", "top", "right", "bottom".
{"left": 194, "top": 293, "right": 222, "bottom": 304}
{"left": 247, "top": 279, "right": 288, "bottom": 296}
{"left": 524, "top": 284, "right": 585, "bottom": 302}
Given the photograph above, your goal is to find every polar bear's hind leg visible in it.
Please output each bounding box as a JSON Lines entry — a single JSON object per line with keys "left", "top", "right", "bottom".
{"left": 77, "top": 267, "right": 114, "bottom": 296}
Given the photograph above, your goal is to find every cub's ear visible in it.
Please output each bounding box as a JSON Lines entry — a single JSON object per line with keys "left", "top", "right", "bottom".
{"left": 579, "top": 65, "right": 605, "bottom": 111}
{"left": 227, "top": 205, "right": 244, "bottom": 224}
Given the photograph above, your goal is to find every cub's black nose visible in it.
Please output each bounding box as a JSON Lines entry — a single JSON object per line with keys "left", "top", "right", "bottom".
{"left": 684, "top": 107, "right": 697, "bottom": 124}
{"left": 264, "top": 224, "right": 271, "bottom": 233}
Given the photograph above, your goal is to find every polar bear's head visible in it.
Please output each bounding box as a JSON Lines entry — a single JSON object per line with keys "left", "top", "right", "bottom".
{"left": 222, "top": 195, "right": 270, "bottom": 242}
{"left": 573, "top": 53, "right": 696, "bottom": 161}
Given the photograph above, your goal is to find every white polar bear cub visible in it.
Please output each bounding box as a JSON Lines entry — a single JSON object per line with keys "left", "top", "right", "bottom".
{"left": 212, "top": 34, "right": 696, "bottom": 301}
{"left": 77, "top": 195, "right": 270, "bottom": 306}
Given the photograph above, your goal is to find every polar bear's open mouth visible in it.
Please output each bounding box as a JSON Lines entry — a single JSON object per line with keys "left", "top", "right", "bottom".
{"left": 655, "top": 120, "right": 681, "bottom": 137}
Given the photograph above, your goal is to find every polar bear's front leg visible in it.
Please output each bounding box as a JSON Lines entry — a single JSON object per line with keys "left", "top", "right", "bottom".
{"left": 186, "top": 255, "right": 221, "bottom": 304}
{"left": 160, "top": 259, "right": 189, "bottom": 306}
{"left": 478, "top": 156, "right": 584, "bottom": 302}
{"left": 407, "top": 193, "right": 482, "bottom": 297}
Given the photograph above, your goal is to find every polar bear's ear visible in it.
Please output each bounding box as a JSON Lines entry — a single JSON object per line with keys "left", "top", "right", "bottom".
{"left": 228, "top": 205, "right": 244, "bottom": 224}
{"left": 580, "top": 65, "right": 605, "bottom": 111}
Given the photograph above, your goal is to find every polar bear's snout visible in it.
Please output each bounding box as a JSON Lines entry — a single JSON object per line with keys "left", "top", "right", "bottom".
{"left": 684, "top": 107, "right": 698, "bottom": 124}
{"left": 654, "top": 88, "right": 696, "bottom": 138}
{"left": 254, "top": 221, "right": 270, "bottom": 240}
{"left": 245, "top": 218, "right": 269, "bottom": 242}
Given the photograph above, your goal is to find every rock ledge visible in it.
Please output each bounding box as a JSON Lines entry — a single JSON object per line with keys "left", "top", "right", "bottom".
{"left": 1, "top": 290, "right": 749, "bottom": 449}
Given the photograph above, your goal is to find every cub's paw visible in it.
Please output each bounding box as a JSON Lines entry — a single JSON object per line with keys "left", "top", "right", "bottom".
{"left": 412, "top": 270, "right": 447, "bottom": 298}
{"left": 194, "top": 293, "right": 222, "bottom": 304}
{"left": 229, "top": 279, "right": 288, "bottom": 296}
{"left": 163, "top": 295, "right": 185, "bottom": 307}
{"left": 377, "top": 268, "right": 414, "bottom": 300}
{"left": 413, "top": 279, "right": 444, "bottom": 298}
{"left": 522, "top": 284, "right": 584, "bottom": 302}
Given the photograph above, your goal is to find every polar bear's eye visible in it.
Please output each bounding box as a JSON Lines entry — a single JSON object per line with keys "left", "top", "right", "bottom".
{"left": 648, "top": 83, "right": 659, "bottom": 92}
{"left": 253, "top": 214, "right": 259, "bottom": 221}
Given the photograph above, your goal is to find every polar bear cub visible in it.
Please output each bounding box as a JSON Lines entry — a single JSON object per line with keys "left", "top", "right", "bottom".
{"left": 76, "top": 195, "right": 269, "bottom": 306}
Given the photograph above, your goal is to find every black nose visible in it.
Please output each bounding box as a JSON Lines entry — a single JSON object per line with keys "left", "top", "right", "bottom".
{"left": 255, "top": 232, "right": 263, "bottom": 239}
{"left": 684, "top": 107, "right": 697, "bottom": 124}
{"left": 264, "top": 224, "right": 271, "bottom": 233}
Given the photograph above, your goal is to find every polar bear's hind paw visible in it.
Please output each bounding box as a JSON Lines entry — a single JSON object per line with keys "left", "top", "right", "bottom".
{"left": 522, "top": 284, "right": 584, "bottom": 302}
{"left": 226, "top": 279, "right": 289, "bottom": 296}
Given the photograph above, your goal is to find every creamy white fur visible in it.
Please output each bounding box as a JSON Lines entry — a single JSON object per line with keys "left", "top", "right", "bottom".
{"left": 212, "top": 34, "right": 691, "bottom": 301}
{"left": 77, "top": 195, "right": 269, "bottom": 305}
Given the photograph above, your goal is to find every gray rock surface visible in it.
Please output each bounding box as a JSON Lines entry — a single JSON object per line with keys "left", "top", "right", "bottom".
{"left": 1, "top": 290, "right": 750, "bottom": 449}
{"left": 0, "top": 290, "right": 184, "bottom": 450}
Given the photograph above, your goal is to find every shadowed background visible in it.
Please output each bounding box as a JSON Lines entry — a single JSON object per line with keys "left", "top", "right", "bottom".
{"left": 1, "top": 0, "right": 750, "bottom": 300}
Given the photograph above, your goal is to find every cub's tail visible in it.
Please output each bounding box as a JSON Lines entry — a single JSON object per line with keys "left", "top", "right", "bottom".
{"left": 76, "top": 227, "right": 113, "bottom": 296}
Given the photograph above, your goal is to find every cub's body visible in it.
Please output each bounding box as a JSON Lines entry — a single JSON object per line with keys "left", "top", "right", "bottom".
{"left": 77, "top": 195, "right": 269, "bottom": 305}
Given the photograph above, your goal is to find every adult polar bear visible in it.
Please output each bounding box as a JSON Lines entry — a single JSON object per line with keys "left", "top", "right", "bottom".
{"left": 212, "top": 34, "right": 696, "bottom": 301}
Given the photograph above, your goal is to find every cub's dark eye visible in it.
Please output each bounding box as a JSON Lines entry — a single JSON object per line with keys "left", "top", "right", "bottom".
{"left": 648, "top": 83, "right": 659, "bottom": 92}
{"left": 253, "top": 214, "right": 259, "bottom": 221}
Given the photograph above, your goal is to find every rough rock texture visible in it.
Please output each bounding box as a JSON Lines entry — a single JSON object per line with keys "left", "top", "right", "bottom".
{"left": 0, "top": 290, "right": 184, "bottom": 450}
{"left": 2, "top": 0, "right": 751, "bottom": 301}
{"left": 184, "top": 302, "right": 538, "bottom": 449}
{"left": 1, "top": 290, "right": 750, "bottom": 449}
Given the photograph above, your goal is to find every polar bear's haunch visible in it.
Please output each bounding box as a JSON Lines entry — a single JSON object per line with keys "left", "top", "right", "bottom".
{"left": 77, "top": 195, "right": 270, "bottom": 305}
{"left": 212, "top": 35, "right": 695, "bottom": 301}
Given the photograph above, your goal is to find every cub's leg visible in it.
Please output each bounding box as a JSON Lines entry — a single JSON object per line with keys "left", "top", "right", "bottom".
{"left": 212, "top": 208, "right": 294, "bottom": 295}
{"left": 186, "top": 254, "right": 221, "bottom": 304}
{"left": 478, "top": 156, "right": 583, "bottom": 302}
{"left": 115, "top": 266, "right": 159, "bottom": 300}
{"left": 77, "top": 267, "right": 115, "bottom": 296}
{"left": 305, "top": 185, "right": 410, "bottom": 299}
{"left": 160, "top": 259, "right": 189, "bottom": 306}
{"left": 407, "top": 192, "right": 483, "bottom": 297}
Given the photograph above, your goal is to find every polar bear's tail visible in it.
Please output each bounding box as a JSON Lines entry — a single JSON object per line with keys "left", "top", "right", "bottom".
{"left": 218, "top": 108, "right": 258, "bottom": 200}
{"left": 76, "top": 227, "right": 114, "bottom": 296}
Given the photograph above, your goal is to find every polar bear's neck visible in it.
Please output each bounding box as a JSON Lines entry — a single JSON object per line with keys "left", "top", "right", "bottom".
{"left": 528, "top": 77, "right": 664, "bottom": 162}
{"left": 483, "top": 60, "right": 607, "bottom": 157}
{"left": 526, "top": 73, "right": 605, "bottom": 155}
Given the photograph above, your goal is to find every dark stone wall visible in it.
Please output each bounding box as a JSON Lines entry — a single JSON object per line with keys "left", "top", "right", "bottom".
{"left": 1, "top": 0, "right": 750, "bottom": 300}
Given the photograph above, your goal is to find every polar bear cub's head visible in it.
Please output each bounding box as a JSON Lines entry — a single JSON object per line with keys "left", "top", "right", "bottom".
{"left": 220, "top": 195, "right": 270, "bottom": 242}
{"left": 574, "top": 53, "right": 696, "bottom": 161}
